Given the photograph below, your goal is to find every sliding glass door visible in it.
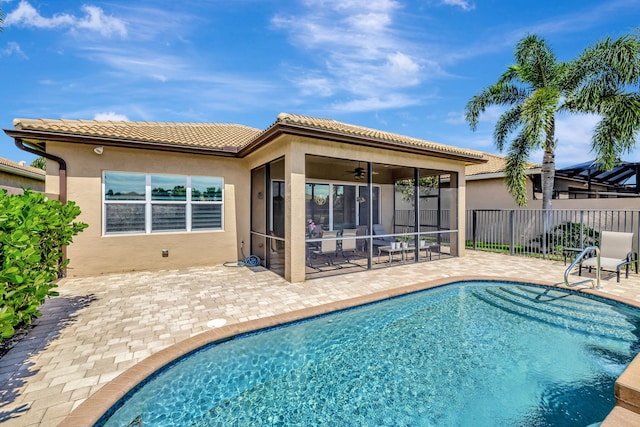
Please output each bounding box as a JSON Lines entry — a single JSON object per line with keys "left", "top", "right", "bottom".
{"left": 306, "top": 182, "right": 378, "bottom": 231}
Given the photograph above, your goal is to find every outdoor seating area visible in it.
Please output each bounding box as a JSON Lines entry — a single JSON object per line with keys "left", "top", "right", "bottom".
{"left": 305, "top": 225, "right": 450, "bottom": 278}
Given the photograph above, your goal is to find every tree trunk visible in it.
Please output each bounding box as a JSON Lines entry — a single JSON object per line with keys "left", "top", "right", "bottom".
{"left": 541, "top": 122, "right": 556, "bottom": 211}
{"left": 541, "top": 146, "right": 555, "bottom": 210}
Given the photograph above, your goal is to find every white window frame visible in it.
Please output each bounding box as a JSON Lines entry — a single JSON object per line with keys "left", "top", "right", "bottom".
{"left": 102, "top": 172, "right": 224, "bottom": 235}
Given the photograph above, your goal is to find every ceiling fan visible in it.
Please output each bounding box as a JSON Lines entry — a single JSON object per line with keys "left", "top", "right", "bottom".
{"left": 345, "top": 162, "right": 377, "bottom": 180}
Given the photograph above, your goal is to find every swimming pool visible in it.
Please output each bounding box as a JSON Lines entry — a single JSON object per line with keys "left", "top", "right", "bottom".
{"left": 98, "top": 281, "right": 640, "bottom": 426}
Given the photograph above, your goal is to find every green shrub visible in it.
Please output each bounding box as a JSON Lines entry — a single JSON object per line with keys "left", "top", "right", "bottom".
{"left": 0, "top": 190, "right": 88, "bottom": 340}
{"left": 530, "top": 221, "right": 599, "bottom": 254}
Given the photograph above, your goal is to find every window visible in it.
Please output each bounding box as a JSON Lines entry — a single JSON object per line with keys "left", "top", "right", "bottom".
{"left": 103, "top": 172, "right": 223, "bottom": 235}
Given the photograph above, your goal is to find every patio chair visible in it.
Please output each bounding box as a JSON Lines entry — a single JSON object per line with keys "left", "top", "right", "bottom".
{"left": 340, "top": 228, "right": 358, "bottom": 262}
{"left": 308, "top": 230, "right": 341, "bottom": 269}
{"left": 356, "top": 225, "right": 368, "bottom": 251}
{"left": 372, "top": 223, "right": 396, "bottom": 247}
{"left": 579, "top": 231, "right": 638, "bottom": 282}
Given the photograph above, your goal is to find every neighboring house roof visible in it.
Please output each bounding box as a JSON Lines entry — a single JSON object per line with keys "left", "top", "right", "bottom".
{"left": 0, "top": 156, "right": 45, "bottom": 180}
{"left": 7, "top": 113, "right": 486, "bottom": 164}
{"left": 465, "top": 151, "right": 539, "bottom": 179}
{"left": 556, "top": 160, "right": 638, "bottom": 187}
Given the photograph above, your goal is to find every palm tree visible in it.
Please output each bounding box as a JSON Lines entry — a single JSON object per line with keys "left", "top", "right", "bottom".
{"left": 465, "top": 32, "right": 640, "bottom": 209}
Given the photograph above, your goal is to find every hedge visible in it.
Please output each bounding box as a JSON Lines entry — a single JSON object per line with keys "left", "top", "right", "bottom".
{"left": 0, "top": 189, "right": 88, "bottom": 340}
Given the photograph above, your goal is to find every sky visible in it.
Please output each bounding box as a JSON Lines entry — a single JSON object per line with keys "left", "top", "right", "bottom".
{"left": 0, "top": 0, "right": 639, "bottom": 167}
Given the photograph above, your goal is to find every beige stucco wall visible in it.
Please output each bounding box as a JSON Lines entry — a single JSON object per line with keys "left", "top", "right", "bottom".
{"left": 47, "top": 142, "right": 249, "bottom": 277}
{"left": 0, "top": 171, "right": 44, "bottom": 194}
{"left": 466, "top": 177, "right": 534, "bottom": 210}
{"left": 467, "top": 176, "right": 640, "bottom": 211}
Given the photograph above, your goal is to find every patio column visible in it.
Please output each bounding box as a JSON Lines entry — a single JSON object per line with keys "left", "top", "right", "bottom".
{"left": 452, "top": 172, "right": 464, "bottom": 257}
{"left": 286, "top": 149, "right": 306, "bottom": 282}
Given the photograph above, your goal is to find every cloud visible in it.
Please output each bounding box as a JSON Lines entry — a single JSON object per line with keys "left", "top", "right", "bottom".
{"left": 1, "top": 42, "right": 28, "bottom": 58}
{"left": 441, "top": 0, "right": 475, "bottom": 11}
{"left": 332, "top": 94, "right": 422, "bottom": 113}
{"left": 94, "top": 112, "right": 129, "bottom": 121}
{"left": 444, "top": 111, "right": 466, "bottom": 125}
{"left": 5, "top": 1, "right": 127, "bottom": 38}
{"left": 553, "top": 113, "right": 600, "bottom": 166}
{"left": 273, "top": 0, "right": 433, "bottom": 111}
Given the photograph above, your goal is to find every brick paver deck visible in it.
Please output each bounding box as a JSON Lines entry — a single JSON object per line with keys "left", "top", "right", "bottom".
{"left": 2, "top": 250, "right": 640, "bottom": 426}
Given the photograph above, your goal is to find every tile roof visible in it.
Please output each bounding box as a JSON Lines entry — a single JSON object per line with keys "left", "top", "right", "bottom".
{"left": 465, "top": 151, "right": 539, "bottom": 176}
{"left": 274, "top": 113, "right": 484, "bottom": 160}
{"left": 0, "top": 156, "right": 46, "bottom": 177}
{"left": 11, "top": 114, "right": 485, "bottom": 162}
{"left": 13, "top": 118, "right": 263, "bottom": 150}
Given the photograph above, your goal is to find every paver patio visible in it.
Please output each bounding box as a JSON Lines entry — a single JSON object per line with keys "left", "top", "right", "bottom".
{"left": 2, "top": 250, "right": 640, "bottom": 427}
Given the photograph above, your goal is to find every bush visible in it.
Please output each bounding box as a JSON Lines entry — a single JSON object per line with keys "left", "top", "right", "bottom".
{"left": 0, "top": 190, "right": 88, "bottom": 340}
{"left": 530, "top": 221, "right": 599, "bottom": 254}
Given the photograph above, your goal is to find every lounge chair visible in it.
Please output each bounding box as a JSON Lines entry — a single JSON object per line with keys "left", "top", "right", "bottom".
{"left": 371, "top": 223, "right": 395, "bottom": 247}
{"left": 308, "top": 230, "right": 340, "bottom": 269}
{"left": 579, "top": 231, "right": 638, "bottom": 282}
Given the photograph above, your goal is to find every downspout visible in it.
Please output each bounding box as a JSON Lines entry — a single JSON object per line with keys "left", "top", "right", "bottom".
{"left": 15, "top": 138, "right": 67, "bottom": 204}
{"left": 15, "top": 138, "right": 69, "bottom": 277}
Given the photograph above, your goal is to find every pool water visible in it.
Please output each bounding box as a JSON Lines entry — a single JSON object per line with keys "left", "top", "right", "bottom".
{"left": 100, "top": 282, "right": 640, "bottom": 426}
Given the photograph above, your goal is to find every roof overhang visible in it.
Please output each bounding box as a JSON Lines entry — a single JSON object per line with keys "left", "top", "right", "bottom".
{"left": 238, "top": 121, "right": 487, "bottom": 164}
{"left": 466, "top": 167, "right": 541, "bottom": 181}
{"left": 3, "top": 128, "right": 240, "bottom": 157}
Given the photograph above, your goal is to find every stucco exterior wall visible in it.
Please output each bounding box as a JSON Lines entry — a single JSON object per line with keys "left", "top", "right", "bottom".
{"left": 467, "top": 176, "right": 640, "bottom": 211}
{"left": 466, "top": 177, "right": 534, "bottom": 210}
{"left": 47, "top": 142, "right": 249, "bottom": 277}
{"left": 0, "top": 170, "right": 44, "bottom": 194}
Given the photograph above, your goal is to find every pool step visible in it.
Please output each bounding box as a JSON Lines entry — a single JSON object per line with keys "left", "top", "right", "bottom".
{"left": 472, "top": 287, "right": 638, "bottom": 341}
{"left": 497, "top": 286, "right": 634, "bottom": 326}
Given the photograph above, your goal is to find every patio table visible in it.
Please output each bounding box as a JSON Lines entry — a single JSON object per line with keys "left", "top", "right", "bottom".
{"left": 377, "top": 245, "right": 407, "bottom": 263}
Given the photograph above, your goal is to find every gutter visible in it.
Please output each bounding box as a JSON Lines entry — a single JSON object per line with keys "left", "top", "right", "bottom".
{"left": 14, "top": 138, "right": 67, "bottom": 204}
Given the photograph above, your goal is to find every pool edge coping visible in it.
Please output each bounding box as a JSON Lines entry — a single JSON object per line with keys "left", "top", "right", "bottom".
{"left": 57, "top": 274, "right": 640, "bottom": 427}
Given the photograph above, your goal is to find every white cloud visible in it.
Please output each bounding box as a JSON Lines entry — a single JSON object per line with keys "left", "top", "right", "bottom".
{"left": 445, "top": 111, "right": 466, "bottom": 125}
{"left": 296, "top": 76, "right": 335, "bottom": 97}
{"left": 94, "top": 112, "right": 129, "bottom": 121}
{"left": 74, "top": 5, "right": 127, "bottom": 38}
{"left": 553, "top": 113, "right": 600, "bottom": 167}
{"left": 5, "top": 1, "right": 74, "bottom": 29}
{"left": 441, "top": 0, "right": 475, "bottom": 11}
{"left": 5, "top": 1, "right": 127, "bottom": 38}
{"left": 1, "top": 42, "right": 27, "bottom": 58}
{"left": 273, "top": 0, "right": 432, "bottom": 111}
{"left": 332, "top": 94, "right": 421, "bottom": 113}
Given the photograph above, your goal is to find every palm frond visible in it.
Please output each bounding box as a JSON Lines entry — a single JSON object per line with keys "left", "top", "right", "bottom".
{"left": 519, "top": 87, "right": 559, "bottom": 149}
{"left": 504, "top": 134, "right": 531, "bottom": 207}
{"left": 465, "top": 83, "right": 528, "bottom": 130}
{"left": 592, "top": 92, "right": 640, "bottom": 169}
{"left": 494, "top": 107, "right": 522, "bottom": 151}
{"left": 514, "top": 34, "right": 561, "bottom": 88}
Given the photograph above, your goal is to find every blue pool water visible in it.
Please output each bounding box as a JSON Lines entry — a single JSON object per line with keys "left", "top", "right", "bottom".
{"left": 99, "top": 282, "right": 640, "bottom": 426}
